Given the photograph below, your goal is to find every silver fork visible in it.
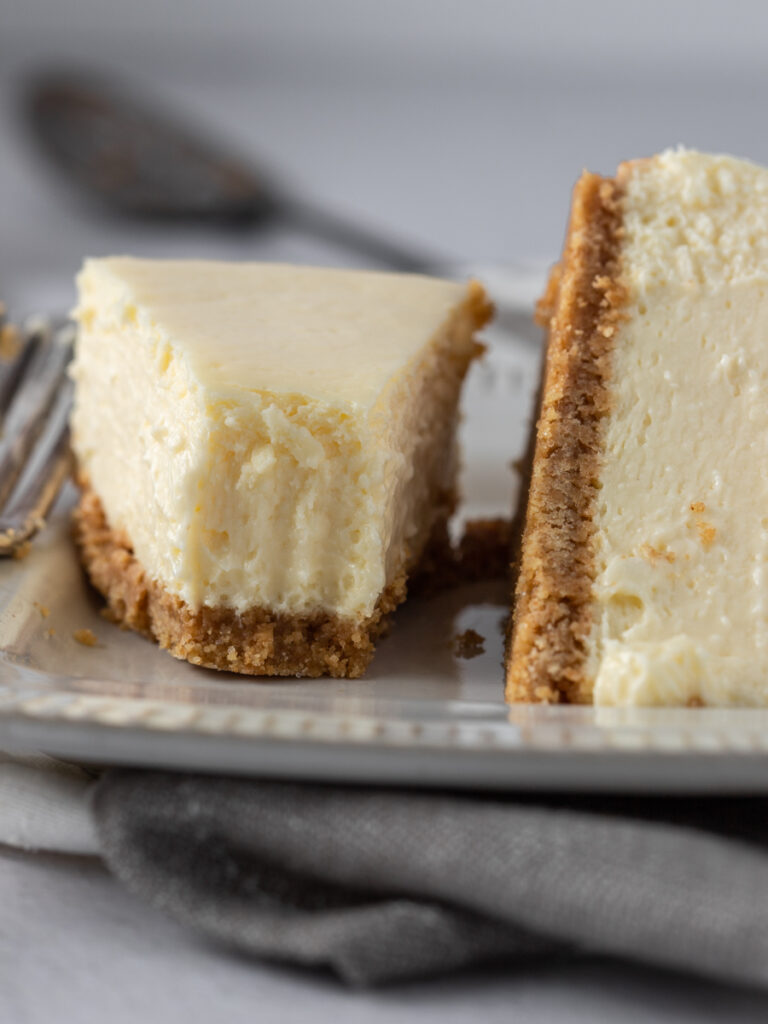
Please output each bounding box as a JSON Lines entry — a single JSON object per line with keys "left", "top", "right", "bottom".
{"left": 0, "top": 311, "right": 74, "bottom": 555}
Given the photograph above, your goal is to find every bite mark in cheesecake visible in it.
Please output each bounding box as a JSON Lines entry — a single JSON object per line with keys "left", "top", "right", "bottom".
{"left": 71, "top": 259, "right": 491, "bottom": 677}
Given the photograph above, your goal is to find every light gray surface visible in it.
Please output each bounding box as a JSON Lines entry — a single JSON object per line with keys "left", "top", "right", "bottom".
{"left": 5, "top": 849, "right": 768, "bottom": 1024}
{"left": 6, "top": 0, "right": 768, "bottom": 71}
{"left": 2, "top": 3, "right": 768, "bottom": 1018}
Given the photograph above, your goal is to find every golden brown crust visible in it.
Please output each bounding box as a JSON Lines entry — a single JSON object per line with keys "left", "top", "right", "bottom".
{"left": 456, "top": 517, "right": 511, "bottom": 583}
{"left": 409, "top": 516, "right": 513, "bottom": 597}
{"left": 466, "top": 278, "right": 496, "bottom": 331}
{"left": 505, "top": 173, "right": 627, "bottom": 703}
{"left": 73, "top": 487, "right": 429, "bottom": 679}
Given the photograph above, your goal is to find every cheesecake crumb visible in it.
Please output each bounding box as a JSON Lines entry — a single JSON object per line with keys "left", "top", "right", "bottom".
{"left": 640, "top": 543, "right": 676, "bottom": 565}
{"left": 46, "top": 627, "right": 56, "bottom": 639}
{"left": 0, "top": 323, "right": 21, "bottom": 362}
{"left": 689, "top": 503, "right": 716, "bottom": 549}
{"left": 13, "top": 542, "right": 31, "bottom": 560}
{"left": 696, "top": 522, "right": 717, "bottom": 550}
{"left": 454, "top": 628, "right": 485, "bottom": 659}
{"left": 534, "top": 265, "right": 561, "bottom": 326}
{"left": 73, "top": 628, "right": 98, "bottom": 647}
{"left": 33, "top": 602, "right": 50, "bottom": 618}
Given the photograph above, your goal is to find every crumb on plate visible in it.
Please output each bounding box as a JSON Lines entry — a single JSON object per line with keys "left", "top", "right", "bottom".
{"left": 454, "top": 628, "right": 485, "bottom": 659}
{"left": 73, "top": 628, "right": 98, "bottom": 647}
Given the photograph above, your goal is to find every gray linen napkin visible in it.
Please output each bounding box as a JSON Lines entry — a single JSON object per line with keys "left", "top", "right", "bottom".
{"left": 91, "top": 772, "right": 768, "bottom": 987}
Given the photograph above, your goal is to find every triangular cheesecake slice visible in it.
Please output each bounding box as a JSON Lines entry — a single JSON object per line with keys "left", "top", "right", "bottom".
{"left": 72, "top": 259, "right": 491, "bottom": 677}
{"left": 508, "top": 149, "right": 768, "bottom": 706}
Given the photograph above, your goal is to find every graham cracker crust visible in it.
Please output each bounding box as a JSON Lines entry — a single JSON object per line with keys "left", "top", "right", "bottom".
{"left": 409, "top": 516, "right": 512, "bottom": 598}
{"left": 73, "top": 487, "right": 437, "bottom": 679}
{"left": 505, "top": 172, "right": 627, "bottom": 704}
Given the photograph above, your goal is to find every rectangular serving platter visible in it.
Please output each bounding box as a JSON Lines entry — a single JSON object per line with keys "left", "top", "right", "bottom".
{"left": 2, "top": 270, "right": 768, "bottom": 791}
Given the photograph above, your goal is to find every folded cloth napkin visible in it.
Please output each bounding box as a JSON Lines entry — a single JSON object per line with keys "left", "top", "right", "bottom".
{"left": 0, "top": 752, "right": 98, "bottom": 854}
{"left": 87, "top": 771, "right": 768, "bottom": 988}
{"left": 5, "top": 753, "right": 768, "bottom": 988}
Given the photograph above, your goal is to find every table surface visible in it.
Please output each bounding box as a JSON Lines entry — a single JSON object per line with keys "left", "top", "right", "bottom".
{"left": 4, "top": 14, "right": 768, "bottom": 1019}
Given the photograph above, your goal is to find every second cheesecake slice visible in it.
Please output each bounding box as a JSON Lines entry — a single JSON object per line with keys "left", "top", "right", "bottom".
{"left": 508, "top": 149, "right": 768, "bottom": 706}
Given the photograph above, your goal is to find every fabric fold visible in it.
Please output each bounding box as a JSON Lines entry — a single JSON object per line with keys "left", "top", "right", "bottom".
{"left": 92, "top": 771, "right": 768, "bottom": 987}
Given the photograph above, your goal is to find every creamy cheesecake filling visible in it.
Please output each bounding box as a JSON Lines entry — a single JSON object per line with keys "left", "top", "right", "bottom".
{"left": 71, "top": 260, "right": 485, "bottom": 622}
{"left": 589, "top": 150, "right": 768, "bottom": 705}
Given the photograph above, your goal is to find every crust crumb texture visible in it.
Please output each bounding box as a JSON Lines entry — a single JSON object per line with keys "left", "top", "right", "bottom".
{"left": 74, "top": 487, "right": 433, "bottom": 679}
{"left": 505, "top": 172, "right": 626, "bottom": 704}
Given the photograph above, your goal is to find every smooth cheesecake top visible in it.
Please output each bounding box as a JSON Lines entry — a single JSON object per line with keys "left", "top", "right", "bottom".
{"left": 75, "top": 258, "right": 469, "bottom": 408}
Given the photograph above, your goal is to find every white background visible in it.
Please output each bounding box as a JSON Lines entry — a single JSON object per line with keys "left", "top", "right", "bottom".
{"left": 3, "top": 1, "right": 768, "bottom": 1020}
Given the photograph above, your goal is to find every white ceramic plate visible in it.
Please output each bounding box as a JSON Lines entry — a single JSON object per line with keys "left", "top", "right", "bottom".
{"left": 3, "top": 271, "right": 768, "bottom": 791}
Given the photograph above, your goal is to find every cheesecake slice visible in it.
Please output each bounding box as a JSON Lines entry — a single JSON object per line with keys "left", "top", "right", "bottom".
{"left": 507, "top": 149, "right": 768, "bottom": 706}
{"left": 71, "top": 259, "right": 490, "bottom": 677}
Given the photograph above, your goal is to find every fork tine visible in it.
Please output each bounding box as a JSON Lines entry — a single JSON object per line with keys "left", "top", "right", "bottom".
{"left": 0, "top": 375, "right": 73, "bottom": 553}
{"left": 0, "top": 320, "right": 74, "bottom": 509}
